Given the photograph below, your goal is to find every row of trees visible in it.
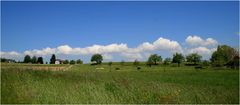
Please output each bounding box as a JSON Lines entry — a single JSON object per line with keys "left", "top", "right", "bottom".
{"left": 90, "top": 45, "right": 239, "bottom": 69}
{"left": 6, "top": 44, "right": 239, "bottom": 69}
{"left": 146, "top": 45, "right": 239, "bottom": 69}
{"left": 90, "top": 52, "right": 199, "bottom": 67}
{"left": 146, "top": 53, "right": 198, "bottom": 67}
{"left": 62, "top": 59, "right": 83, "bottom": 64}
{"left": 24, "top": 55, "right": 44, "bottom": 64}
{"left": 23, "top": 54, "right": 83, "bottom": 64}
{"left": 0, "top": 58, "right": 16, "bottom": 63}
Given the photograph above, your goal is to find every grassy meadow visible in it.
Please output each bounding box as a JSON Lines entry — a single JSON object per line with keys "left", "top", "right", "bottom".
{"left": 1, "top": 63, "right": 239, "bottom": 104}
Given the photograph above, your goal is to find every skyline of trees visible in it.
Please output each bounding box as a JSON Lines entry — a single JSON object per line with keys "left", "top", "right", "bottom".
{"left": 3, "top": 44, "right": 239, "bottom": 69}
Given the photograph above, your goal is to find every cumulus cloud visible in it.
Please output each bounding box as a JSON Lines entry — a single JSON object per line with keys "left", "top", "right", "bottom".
{"left": 24, "top": 47, "right": 56, "bottom": 56}
{"left": 102, "top": 54, "right": 113, "bottom": 60}
{"left": 1, "top": 36, "right": 220, "bottom": 61}
{"left": 153, "top": 37, "right": 183, "bottom": 53}
{"left": 19, "top": 37, "right": 182, "bottom": 61}
{"left": 120, "top": 37, "right": 182, "bottom": 60}
{"left": 1, "top": 51, "right": 21, "bottom": 59}
{"left": 185, "top": 35, "right": 218, "bottom": 47}
{"left": 23, "top": 43, "right": 128, "bottom": 56}
{"left": 121, "top": 52, "right": 143, "bottom": 61}
{"left": 57, "top": 45, "right": 72, "bottom": 54}
{"left": 186, "top": 46, "right": 217, "bottom": 59}
{"left": 127, "top": 37, "right": 182, "bottom": 53}
{"left": 187, "top": 47, "right": 217, "bottom": 55}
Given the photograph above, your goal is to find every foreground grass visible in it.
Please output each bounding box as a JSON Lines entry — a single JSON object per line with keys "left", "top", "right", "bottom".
{"left": 1, "top": 64, "right": 239, "bottom": 104}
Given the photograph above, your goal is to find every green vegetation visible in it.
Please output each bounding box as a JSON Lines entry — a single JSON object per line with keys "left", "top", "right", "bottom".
{"left": 211, "top": 45, "right": 239, "bottom": 69}
{"left": 32, "top": 56, "right": 37, "bottom": 64}
{"left": 186, "top": 53, "right": 202, "bottom": 64}
{"left": 147, "top": 54, "right": 162, "bottom": 65}
{"left": 50, "top": 54, "right": 56, "bottom": 64}
{"left": 1, "top": 44, "right": 239, "bottom": 104}
{"left": 37, "top": 57, "right": 44, "bottom": 64}
{"left": 1, "top": 63, "right": 239, "bottom": 104}
{"left": 70, "top": 60, "right": 76, "bottom": 64}
{"left": 24, "top": 55, "right": 31, "bottom": 63}
{"left": 172, "top": 53, "right": 184, "bottom": 67}
{"left": 91, "top": 54, "right": 103, "bottom": 64}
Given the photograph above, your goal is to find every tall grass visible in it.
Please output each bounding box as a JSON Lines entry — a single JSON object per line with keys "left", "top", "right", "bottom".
{"left": 1, "top": 64, "right": 239, "bottom": 104}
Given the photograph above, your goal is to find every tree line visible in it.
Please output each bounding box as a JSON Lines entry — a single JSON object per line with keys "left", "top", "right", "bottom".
{"left": 21, "top": 54, "right": 83, "bottom": 65}
{"left": 1, "top": 44, "right": 239, "bottom": 69}
{"left": 90, "top": 45, "right": 239, "bottom": 69}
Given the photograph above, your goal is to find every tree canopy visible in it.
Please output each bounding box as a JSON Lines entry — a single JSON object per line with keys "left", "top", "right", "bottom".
{"left": 172, "top": 53, "right": 184, "bottom": 67}
{"left": 37, "top": 57, "right": 44, "bottom": 64}
{"left": 76, "top": 59, "right": 83, "bottom": 64}
{"left": 211, "top": 45, "right": 239, "bottom": 69}
{"left": 147, "top": 54, "right": 162, "bottom": 65}
{"left": 24, "top": 55, "right": 31, "bottom": 63}
{"left": 50, "top": 54, "right": 56, "bottom": 64}
{"left": 186, "top": 53, "right": 202, "bottom": 64}
{"left": 31, "top": 56, "right": 37, "bottom": 64}
{"left": 70, "top": 60, "right": 76, "bottom": 64}
{"left": 163, "top": 58, "right": 172, "bottom": 65}
{"left": 63, "top": 60, "right": 69, "bottom": 64}
{"left": 91, "top": 54, "right": 103, "bottom": 64}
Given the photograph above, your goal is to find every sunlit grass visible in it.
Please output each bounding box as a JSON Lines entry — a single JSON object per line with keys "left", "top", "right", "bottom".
{"left": 1, "top": 63, "right": 239, "bottom": 104}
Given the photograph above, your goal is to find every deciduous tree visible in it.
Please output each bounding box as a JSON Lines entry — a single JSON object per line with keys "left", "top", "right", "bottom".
{"left": 24, "top": 55, "right": 31, "bottom": 63}
{"left": 91, "top": 54, "right": 103, "bottom": 64}
{"left": 147, "top": 54, "right": 162, "bottom": 65}
{"left": 186, "top": 53, "right": 202, "bottom": 64}
{"left": 37, "top": 57, "right": 44, "bottom": 64}
{"left": 172, "top": 53, "right": 184, "bottom": 67}
{"left": 211, "top": 45, "right": 236, "bottom": 67}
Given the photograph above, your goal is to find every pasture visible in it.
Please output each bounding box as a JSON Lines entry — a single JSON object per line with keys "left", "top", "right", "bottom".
{"left": 1, "top": 63, "right": 239, "bottom": 104}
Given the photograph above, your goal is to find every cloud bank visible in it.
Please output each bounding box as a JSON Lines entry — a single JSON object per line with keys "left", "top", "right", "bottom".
{"left": 1, "top": 36, "right": 219, "bottom": 61}
{"left": 185, "top": 35, "right": 218, "bottom": 47}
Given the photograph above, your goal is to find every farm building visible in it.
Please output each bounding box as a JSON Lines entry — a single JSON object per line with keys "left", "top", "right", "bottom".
{"left": 55, "top": 59, "right": 63, "bottom": 64}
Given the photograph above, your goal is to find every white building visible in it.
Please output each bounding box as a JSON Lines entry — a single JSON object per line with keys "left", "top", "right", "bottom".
{"left": 55, "top": 59, "right": 63, "bottom": 64}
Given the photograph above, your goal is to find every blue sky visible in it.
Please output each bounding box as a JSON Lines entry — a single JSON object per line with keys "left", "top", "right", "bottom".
{"left": 1, "top": 1, "right": 239, "bottom": 62}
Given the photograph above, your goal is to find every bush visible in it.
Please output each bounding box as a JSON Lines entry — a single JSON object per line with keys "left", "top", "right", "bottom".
{"left": 70, "top": 60, "right": 76, "bottom": 64}
{"left": 195, "top": 66, "right": 203, "bottom": 70}
{"left": 202, "top": 60, "right": 210, "bottom": 66}
{"left": 133, "top": 59, "right": 139, "bottom": 66}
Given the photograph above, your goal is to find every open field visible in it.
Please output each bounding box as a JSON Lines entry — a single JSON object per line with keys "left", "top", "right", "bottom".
{"left": 1, "top": 63, "right": 239, "bottom": 104}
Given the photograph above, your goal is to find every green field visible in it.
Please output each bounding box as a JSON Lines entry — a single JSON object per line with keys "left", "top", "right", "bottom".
{"left": 1, "top": 63, "right": 239, "bottom": 104}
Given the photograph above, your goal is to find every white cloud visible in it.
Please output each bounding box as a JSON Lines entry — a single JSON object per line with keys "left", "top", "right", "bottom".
{"left": 153, "top": 37, "right": 183, "bottom": 53}
{"left": 186, "top": 46, "right": 217, "bottom": 59}
{"left": 1, "top": 51, "right": 21, "bottom": 59}
{"left": 57, "top": 45, "right": 72, "bottom": 54}
{"left": 127, "top": 37, "right": 183, "bottom": 53}
{"left": 1, "top": 36, "right": 220, "bottom": 61}
{"left": 102, "top": 54, "right": 113, "bottom": 60}
{"left": 120, "top": 37, "right": 182, "bottom": 60}
{"left": 83, "top": 43, "right": 128, "bottom": 54}
{"left": 24, "top": 47, "right": 56, "bottom": 56}
{"left": 121, "top": 52, "right": 143, "bottom": 61}
{"left": 186, "top": 35, "right": 218, "bottom": 47}
{"left": 20, "top": 37, "right": 182, "bottom": 60}
{"left": 23, "top": 43, "right": 128, "bottom": 56}
{"left": 136, "top": 42, "right": 155, "bottom": 51}
{"left": 187, "top": 47, "right": 216, "bottom": 55}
